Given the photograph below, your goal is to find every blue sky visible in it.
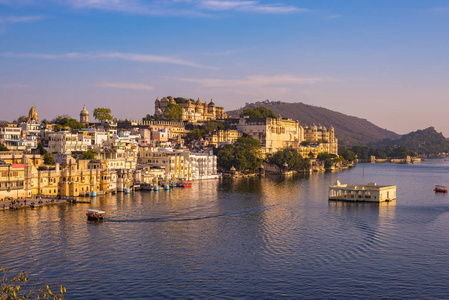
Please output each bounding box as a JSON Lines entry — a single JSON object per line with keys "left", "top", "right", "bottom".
{"left": 1, "top": 0, "right": 449, "bottom": 136}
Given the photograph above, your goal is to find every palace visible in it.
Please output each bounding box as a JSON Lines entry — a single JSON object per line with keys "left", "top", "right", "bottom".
{"left": 154, "top": 97, "right": 227, "bottom": 122}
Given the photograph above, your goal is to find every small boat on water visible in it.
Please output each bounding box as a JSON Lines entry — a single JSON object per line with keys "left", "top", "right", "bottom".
{"left": 177, "top": 180, "right": 192, "bottom": 188}
{"left": 434, "top": 185, "right": 448, "bottom": 193}
{"left": 86, "top": 209, "right": 106, "bottom": 221}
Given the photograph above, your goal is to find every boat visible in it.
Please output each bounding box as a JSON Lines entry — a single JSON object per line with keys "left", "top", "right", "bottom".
{"left": 434, "top": 185, "right": 448, "bottom": 193}
{"left": 177, "top": 180, "right": 192, "bottom": 188}
{"left": 86, "top": 209, "right": 106, "bottom": 221}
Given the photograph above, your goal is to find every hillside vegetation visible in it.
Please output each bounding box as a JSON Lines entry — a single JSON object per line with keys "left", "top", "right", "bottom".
{"left": 227, "top": 101, "right": 400, "bottom": 146}
{"left": 369, "top": 127, "right": 449, "bottom": 156}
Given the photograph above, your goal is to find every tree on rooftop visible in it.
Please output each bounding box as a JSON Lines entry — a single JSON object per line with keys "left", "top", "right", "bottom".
{"left": 93, "top": 108, "right": 113, "bottom": 123}
{"left": 163, "top": 103, "right": 182, "bottom": 121}
{"left": 52, "top": 115, "right": 84, "bottom": 130}
{"left": 0, "top": 144, "right": 8, "bottom": 151}
{"left": 43, "top": 153, "right": 55, "bottom": 165}
{"left": 80, "top": 149, "right": 97, "bottom": 160}
{"left": 142, "top": 114, "right": 158, "bottom": 121}
{"left": 37, "top": 142, "right": 47, "bottom": 155}
{"left": 14, "top": 116, "right": 28, "bottom": 124}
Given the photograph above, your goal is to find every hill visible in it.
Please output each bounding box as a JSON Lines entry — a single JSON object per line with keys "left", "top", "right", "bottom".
{"left": 227, "top": 101, "right": 400, "bottom": 146}
{"left": 368, "top": 127, "right": 449, "bottom": 156}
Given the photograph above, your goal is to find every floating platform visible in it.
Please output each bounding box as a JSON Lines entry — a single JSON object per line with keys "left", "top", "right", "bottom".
{"left": 329, "top": 180, "right": 396, "bottom": 203}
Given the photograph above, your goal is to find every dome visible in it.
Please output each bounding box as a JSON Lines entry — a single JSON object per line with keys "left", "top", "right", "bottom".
{"left": 155, "top": 97, "right": 160, "bottom": 104}
{"left": 169, "top": 97, "right": 176, "bottom": 104}
{"left": 209, "top": 99, "right": 216, "bottom": 107}
{"left": 196, "top": 98, "right": 202, "bottom": 105}
{"left": 27, "top": 104, "right": 38, "bottom": 123}
{"left": 161, "top": 97, "right": 169, "bottom": 104}
{"left": 80, "top": 105, "right": 89, "bottom": 116}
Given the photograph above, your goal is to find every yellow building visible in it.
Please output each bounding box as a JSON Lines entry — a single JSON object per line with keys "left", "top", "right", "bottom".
{"left": 224, "top": 117, "right": 303, "bottom": 155}
{"left": 204, "top": 130, "right": 240, "bottom": 147}
{"left": 138, "top": 147, "right": 191, "bottom": 180}
{"left": 0, "top": 160, "right": 27, "bottom": 199}
{"left": 303, "top": 125, "right": 338, "bottom": 155}
{"left": 155, "top": 97, "right": 227, "bottom": 123}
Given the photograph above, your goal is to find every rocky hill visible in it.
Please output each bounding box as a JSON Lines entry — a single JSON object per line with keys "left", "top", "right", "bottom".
{"left": 226, "top": 101, "right": 400, "bottom": 146}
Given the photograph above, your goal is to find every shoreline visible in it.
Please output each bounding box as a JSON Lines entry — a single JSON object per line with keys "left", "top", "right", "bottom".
{"left": 0, "top": 197, "right": 74, "bottom": 210}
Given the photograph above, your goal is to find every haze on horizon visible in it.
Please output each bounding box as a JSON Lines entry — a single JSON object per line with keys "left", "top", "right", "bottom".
{"left": 1, "top": 0, "right": 448, "bottom": 137}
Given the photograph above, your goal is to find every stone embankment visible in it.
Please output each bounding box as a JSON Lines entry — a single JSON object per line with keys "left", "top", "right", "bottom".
{"left": 0, "top": 195, "right": 81, "bottom": 210}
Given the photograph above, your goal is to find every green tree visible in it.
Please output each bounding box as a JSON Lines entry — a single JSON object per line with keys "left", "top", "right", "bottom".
{"left": 185, "top": 128, "right": 205, "bottom": 143}
{"left": 317, "top": 152, "right": 338, "bottom": 161}
{"left": 1, "top": 269, "right": 65, "bottom": 300}
{"left": 217, "top": 144, "right": 236, "bottom": 171}
{"left": 269, "top": 147, "right": 310, "bottom": 171}
{"left": 93, "top": 108, "right": 113, "bottom": 123}
{"left": 52, "top": 115, "right": 84, "bottom": 130}
{"left": 0, "top": 144, "right": 8, "bottom": 151}
{"left": 340, "top": 149, "right": 356, "bottom": 161}
{"left": 239, "top": 107, "right": 277, "bottom": 119}
{"left": 217, "top": 137, "right": 262, "bottom": 172}
{"left": 142, "top": 114, "right": 158, "bottom": 121}
{"left": 14, "top": 116, "right": 28, "bottom": 124}
{"left": 163, "top": 103, "right": 183, "bottom": 121}
{"left": 37, "top": 142, "right": 47, "bottom": 155}
{"left": 204, "top": 120, "right": 225, "bottom": 132}
{"left": 43, "top": 153, "right": 55, "bottom": 165}
{"left": 80, "top": 149, "right": 96, "bottom": 160}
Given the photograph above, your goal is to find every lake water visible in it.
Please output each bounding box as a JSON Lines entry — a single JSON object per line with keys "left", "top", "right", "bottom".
{"left": 2, "top": 160, "right": 449, "bottom": 299}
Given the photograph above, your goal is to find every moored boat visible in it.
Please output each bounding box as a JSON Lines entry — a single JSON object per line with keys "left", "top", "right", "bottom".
{"left": 434, "top": 185, "right": 448, "bottom": 193}
{"left": 86, "top": 209, "right": 106, "bottom": 221}
{"left": 177, "top": 180, "right": 192, "bottom": 188}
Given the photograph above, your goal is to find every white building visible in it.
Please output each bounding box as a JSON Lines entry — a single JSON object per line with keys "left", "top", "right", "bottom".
{"left": 0, "top": 125, "right": 22, "bottom": 148}
{"left": 183, "top": 152, "right": 219, "bottom": 180}
{"left": 328, "top": 181, "right": 396, "bottom": 203}
{"left": 48, "top": 132, "right": 91, "bottom": 154}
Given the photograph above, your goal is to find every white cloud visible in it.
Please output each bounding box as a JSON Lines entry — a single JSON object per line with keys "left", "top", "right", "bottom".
{"left": 0, "top": 15, "right": 45, "bottom": 24}
{"left": 96, "top": 81, "right": 154, "bottom": 91}
{"left": 172, "top": 74, "right": 333, "bottom": 88}
{"left": 33, "top": 0, "right": 306, "bottom": 16}
{"left": 0, "top": 51, "right": 216, "bottom": 69}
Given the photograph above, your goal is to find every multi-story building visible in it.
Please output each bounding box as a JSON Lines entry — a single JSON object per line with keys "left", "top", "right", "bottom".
{"left": 302, "top": 125, "right": 338, "bottom": 155}
{"left": 138, "top": 147, "right": 192, "bottom": 180}
{"left": 183, "top": 152, "right": 219, "bottom": 180}
{"left": 154, "top": 97, "right": 227, "bottom": 122}
{"left": 223, "top": 117, "right": 303, "bottom": 155}
{"left": 48, "top": 132, "right": 91, "bottom": 154}
{"left": 0, "top": 124, "right": 22, "bottom": 148}
{"left": 0, "top": 159, "right": 27, "bottom": 200}
{"left": 204, "top": 130, "right": 240, "bottom": 147}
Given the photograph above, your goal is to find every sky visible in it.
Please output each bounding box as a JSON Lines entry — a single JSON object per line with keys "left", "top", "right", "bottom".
{"left": 1, "top": 0, "right": 449, "bottom": 136}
